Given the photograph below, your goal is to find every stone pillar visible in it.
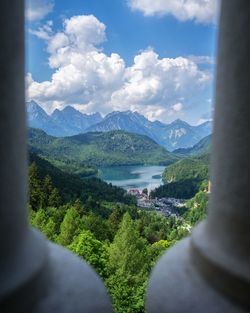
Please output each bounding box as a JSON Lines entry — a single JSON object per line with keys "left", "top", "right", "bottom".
{"left": 146, "top": 1, "right": 250, "bottom": 312}
{"left": 0, "top": 2, "right": 113, "bottom": 312}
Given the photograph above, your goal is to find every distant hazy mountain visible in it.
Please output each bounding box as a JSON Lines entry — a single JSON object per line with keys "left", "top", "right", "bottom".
{"left": 86, "top": 110, "right": 161, "bottom": 142}
{"left": 173, "top": 134, "right": 212, "bottom": 156}
{"left": 51, "top": 106, "right": 102, "bottom": 136}
{"left": 27, "top": 101, "right": 63, "bottom": 136}
{"left": 87, "top": 112, "right": 212, "bottom": 151}
{"left": 155, "top": 119, "right": 212, "bottom": 151}
{"left": 27, "top": 101, "right": 212, "bottom": 150}
{"left": 27, "top": 101, "right": 102, "bottom": 137}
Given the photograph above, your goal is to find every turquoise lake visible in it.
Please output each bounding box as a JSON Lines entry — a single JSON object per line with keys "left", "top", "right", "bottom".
{"left": 98, "top": 165, "right": 166, "bottom": 191}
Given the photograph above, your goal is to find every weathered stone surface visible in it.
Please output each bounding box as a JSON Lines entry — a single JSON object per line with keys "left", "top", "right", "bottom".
{"left": 33, "top": 242, "right": 113, "bottom": 313}
{"left": 147, "top": 1, "right": 250, "bottom": 312}
{"left": 0, "top": 1, "right": 113, "bottom": 312}
{"left": 147, "top": 239, "right": 249, "bottom": 313}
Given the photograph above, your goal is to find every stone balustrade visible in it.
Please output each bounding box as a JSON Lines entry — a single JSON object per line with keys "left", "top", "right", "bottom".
{"left": 147, "top": 1, "right": 250, "bottom": 312}
{"left": 0, "top": 2, "right": 113, "bottom": 312}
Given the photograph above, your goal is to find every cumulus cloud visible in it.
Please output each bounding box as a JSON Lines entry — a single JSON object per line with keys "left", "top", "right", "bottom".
{"left": 27, "top": 14, "right": 212, "bottom": 120}
{"left": 26, "top": 0, "right": 54, "bottom": 21}
{"left": 111, "top": 49, "right": 210, "bottom": 109}
{"left": 27, "top": 15, "right": 125, "bottom": 113}
{"left": 128, "top": 0, "right": 220, "bottom": 24}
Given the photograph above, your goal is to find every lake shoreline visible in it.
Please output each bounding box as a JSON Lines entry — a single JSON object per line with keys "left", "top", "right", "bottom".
{"left": 98, "top": 165, "right": 166, "bottom": 192}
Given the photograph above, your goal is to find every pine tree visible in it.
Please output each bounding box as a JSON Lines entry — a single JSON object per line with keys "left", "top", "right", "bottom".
{"left": 82, "top": 212, "right": 112, "bottom": 241}
{"left": 73, "top": 198, "right": 87, "bottom": 216}
{"left": 28, "top": 162, "right": 45, "bottom": 210}
{"left": 108, "top": 213, "right": 150, "bottom": 313}
{"left": 109, "top": 213, "right": 148, "bottom": 275}
{"left": 48, "top": 187, "right": 61, "bottom": 207}
{"left": 85, "top": 195, "right": 100, "bottom": 212}
{"left": 43, "top": 175, "right": 54, "bottom": 201}
{"left": 69, "top": 231, "right": 109, "bottom": 278}
{"left": 57, "top": 207, "right": 81, "bottom": 246}
{"left": 42, "top": 175, "right": 61, "bottom": 208}
{"left": 43, "top": 217, "right": 57, "bottom": 241}
{"left": 30, "top": 208, "right": 48, "bottom": 232}
{"left": 108, "top": 205, "right": 123, "bottom": 237}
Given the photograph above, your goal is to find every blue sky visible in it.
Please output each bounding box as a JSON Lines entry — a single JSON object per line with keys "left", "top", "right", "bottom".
{"left": 26, "top": 0, "right": 219, "bottom": 125}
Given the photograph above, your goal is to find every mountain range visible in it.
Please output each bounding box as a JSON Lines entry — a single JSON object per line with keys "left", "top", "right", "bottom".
{"left": 27, "top": 101, "right": 212, "bottom": 151}
{"left": 27, "top": 101, "right": 102, "bottom": 137}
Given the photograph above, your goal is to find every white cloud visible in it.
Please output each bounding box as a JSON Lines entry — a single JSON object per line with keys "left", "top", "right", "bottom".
{"left": 187, "top": 55, "right": 215, "bottom": 65}
{"left": 111, "top": 49, "right": 210, "bottom": 111}
{"left": 27, "top": 15, "right": 125, "bottom": 113}
{"left": 196, "top": 117, "right": 212, "bottom": 125}
{"left": 29, "top": 20, "right": 53, "bottom": 40}
{"left": 144, "top": 106, "right": 166, "bottom": 121}
{"left": 27, "top": 15, "right": 212, "bottom": 120}
{"left": 26, "top": 0, "right": 54, "bottom": 21}
{"left": 172, "top": 102, "right": 183, "bottom": 112}
{"left": 64, "top": 15, "right": 106, "bottom": 50}
{"left": 128, "top": 0, "right": 220, "bottom": 24}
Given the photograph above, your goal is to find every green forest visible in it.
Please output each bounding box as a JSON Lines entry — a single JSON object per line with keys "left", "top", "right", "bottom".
{"left": 28, "top": 152, "right": 209, "bottom": 313}
{"left": 28, "top": 128, "right": 178, "bottom": 170}
{"left": 151, "top": 153, "right": 210, "bottom": 199}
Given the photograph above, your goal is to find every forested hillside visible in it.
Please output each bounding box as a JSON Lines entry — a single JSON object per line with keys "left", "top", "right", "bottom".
{"left": 29, "top": 152, "right": 135, "bottom": 205}
{"left": 173, "top": 134, "right": 211, "bottom": 156}
{"left": 151, "top": 153, "right": 210, "bottom": 199}
{"left": 28, "top": 128, "right": 178, "bottom": 168}
{"left": 163, "top": 153, "right": 209, "bottom": 183}
{"left": 183, "top": 184, "right": 209, "bottom": 225}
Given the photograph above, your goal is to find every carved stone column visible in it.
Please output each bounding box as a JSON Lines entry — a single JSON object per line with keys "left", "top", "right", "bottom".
{"left": 147, "top": 1, "right": 250, "bottom": 312}
{"left": 0, "top": 2, "right": 112, "bottom": 312}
